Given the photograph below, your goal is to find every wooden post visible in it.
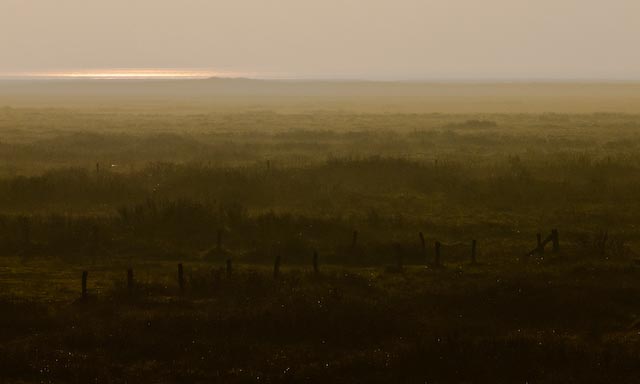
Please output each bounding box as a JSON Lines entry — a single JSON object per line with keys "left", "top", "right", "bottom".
{"left": 551, "top": 229, "right": 559, "bottom": 252}
{"left": 351, "top": 230, "right": 358, "bottom": 249}
{"left": 419, "top": 231, "right": 426, "bottom": 263}
{"left": 536, "top": 233, "right": 542, "bottom": 252}
{"left": 178, "top": 263, "right": 184, "bottom": 293}
{"left": 434, "top": 241, "right": 441, "bottom": 267}
{"left": 226, "top": 258, "right": 232, "bottom": 275}
{"left": 81, "top": 271, "right": 88, "bottom": 299}
{"left": 471, "top": 239, "right": 477, "bottom": 264}
{"left": 274, "top": 255, "right": 281, "bottom": 279}
{"left": 127, "top": 268, "right": 134, "bottom": 294}
{"left": 313, "top": 250, "right": 319, "bottom": 274}
{"left": 217, "top": 229, "right": 223, "bottom": 251}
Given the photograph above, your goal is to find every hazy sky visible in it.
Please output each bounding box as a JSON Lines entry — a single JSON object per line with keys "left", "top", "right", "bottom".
{"left": 1, "top": 0, "right": 639, "bottom": 80}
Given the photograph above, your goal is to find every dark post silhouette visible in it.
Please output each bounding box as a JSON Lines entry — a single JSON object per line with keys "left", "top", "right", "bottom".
{"left": 551, "top": 229, "right": 559, "bottom": 252}
{"left": 81, "top": 271, "right": 88, "bottom": 299}
{"left": 217, "top": 228, "right": 223, "bottom": 251}
{"left": 434, "top": 241, "right": 441, "bottom": 267}
{"left": 127, "top": 268, "right": 134, "bottom": 294}
{"left": 471, "top": 239, "right": 477, "bottom": 264}
{"left": 419, "top": 231, "right": 426, "bottom": 262}
{"left": 313, "top": 250, "right": 319, "bottom": 274}
{"left": 274, "top": 255, "right": 281, "bottom": 279}
{"left": 536, "top": 233, "right": 542, "bottom": 252}
{"left": 226, "top": 258, "right": 232, "bottom": 275}
{"left": 178, "top": 263, "right": 184, "bottom": 293}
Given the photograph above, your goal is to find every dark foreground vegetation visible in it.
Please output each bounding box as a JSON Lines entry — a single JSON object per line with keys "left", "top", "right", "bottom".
{"left": 2, "top": 107, "right": 640, "bottom": 382}
{"left": 3, "top": 259, "right": 640, "bottom": 383}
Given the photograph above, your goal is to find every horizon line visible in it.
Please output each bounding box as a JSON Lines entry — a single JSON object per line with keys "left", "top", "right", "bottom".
{"left": 1, "top": 69, "right": 640, "bottom": 83}
{"left": 2, "top": 77, "right": 640, "bottom": 84}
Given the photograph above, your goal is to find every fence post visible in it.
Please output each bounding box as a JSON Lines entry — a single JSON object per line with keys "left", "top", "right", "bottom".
{"left": 313, "top": 250, "right": 319, "bottom": 274}
{"left": 434, "top": 241, "right": 441, "bottom": 267}
{"left": 81, "top": 271, "right": 88, "bottom": 299}
{"left": 537, "top": 233, "right": 542, "bottom": 252}
{"left": 178, "top": 263, "right": 185, "bottom": 293}
{"left": 226, "top": 258, "right": 232, "bottom": 275}
{"left": 471, "top": 239, "right": 477, "bottom": 264}
{"left": 551, "top": 229, "right": 559, "bottom": 252}
{"left": 351, "top": 230, "right": 358, "bottom": 249}
{"left": 217, "top": 229, "right": 223, "bottom": 251}
{"left": 419, "top": 232, "right": 426, "bottom": 263}
{"left": 127, "top": 268, "right": 134, "bottom": 294}
{"left": 274, "top": 255, "right": 281, "bottom": 279}
{"left": 600, "top": 230, "right": 608, "bottom": 257}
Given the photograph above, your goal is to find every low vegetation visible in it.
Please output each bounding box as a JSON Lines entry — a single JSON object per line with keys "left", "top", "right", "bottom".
{"left": 1, "top": 107, "right": 640, "bottom": 382}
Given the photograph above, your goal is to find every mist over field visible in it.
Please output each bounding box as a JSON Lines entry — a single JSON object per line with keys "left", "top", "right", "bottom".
{"left": 2, "top": 79, "right": 640, "bottom": 113}
{"left": 3, "top": 0, "right": 640, "bottom": 382}
{"left": 1, "top": 79, "right": 640, "bottom": 382}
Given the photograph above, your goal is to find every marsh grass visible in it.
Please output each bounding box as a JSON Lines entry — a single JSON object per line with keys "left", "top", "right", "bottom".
{"left": 2, "top": 109, "right": 640, "bottom": 381}
{"left": 2, "top": 259, "right": 640, "bottom": 382}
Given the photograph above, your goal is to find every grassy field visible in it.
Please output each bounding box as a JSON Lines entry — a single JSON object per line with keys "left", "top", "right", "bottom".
{"left": 2, "top": 82, "right": 640, "bottom": 382}
{"left": 3, "top": 258, "right": 640, "bottom": 383}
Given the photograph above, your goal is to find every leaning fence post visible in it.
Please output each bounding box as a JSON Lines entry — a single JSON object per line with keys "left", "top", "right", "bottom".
{"left": 471, "top": 239, "right": 477, "bottom": 264}
{"left": 312, "top": 250, "right": 319, "bottom": 274}
{"left": 274, "top": 255, "right": 281, "bottom": 279}
{"left": 81, "top": 271, "right": 88, "bottom": 299}
{"left": 127, "top": 268, "right": 134, "bottom": 294}
{"left": 434, "top": 241, "right": 441, "bottom": 267}
{"left": 551, "top": 229, "right": 559, "bottom": 252}
{"left": 600, "top": 230, "right": 608, "bottom": 257}
{"left": 178, "top": 263, "right": 185, "bottom": 293}
{"left": 537, "top": 233, "right": 542, "bottom": 252}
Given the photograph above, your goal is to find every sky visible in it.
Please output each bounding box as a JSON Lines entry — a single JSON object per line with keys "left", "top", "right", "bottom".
{"left": 1, "top": 0, "right": 639, "bottom": 80}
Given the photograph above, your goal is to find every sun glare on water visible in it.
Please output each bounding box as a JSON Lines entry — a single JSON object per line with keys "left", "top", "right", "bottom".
{"left": 14, "top": 69, "right": 241, "bottom": 80}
